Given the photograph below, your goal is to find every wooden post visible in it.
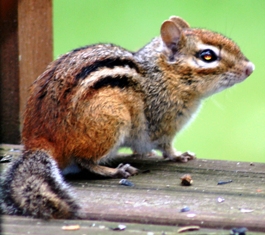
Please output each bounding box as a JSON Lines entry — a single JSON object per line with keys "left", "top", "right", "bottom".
{"left": 0, "top": 0, "right": 53, "bottom": 144}
{"left": 0, "top": 0, "right": 20, "bottom": 144}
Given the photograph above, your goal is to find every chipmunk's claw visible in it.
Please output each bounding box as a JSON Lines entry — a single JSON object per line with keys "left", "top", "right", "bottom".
{"left": 175, "top": 151, "right": 196, "bottom": 162}
{"left": 163, "top": 151, "right": 196, "bottom": 163}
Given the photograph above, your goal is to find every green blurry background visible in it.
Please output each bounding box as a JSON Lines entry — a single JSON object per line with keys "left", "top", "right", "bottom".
{"left": 53, "top": 0, "right": 265, "bottom": 163}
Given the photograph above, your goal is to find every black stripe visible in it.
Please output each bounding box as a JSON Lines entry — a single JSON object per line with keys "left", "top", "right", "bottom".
{"left": 92, "top": 75, "right": 135, "bottom": 90}
{"left": 76, "top": 58, "right": 140, "bottom": 80}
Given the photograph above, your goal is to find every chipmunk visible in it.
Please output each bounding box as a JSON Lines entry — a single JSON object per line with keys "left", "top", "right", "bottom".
{"left": 0, "top": 16, "right": 254, "bottom": 219}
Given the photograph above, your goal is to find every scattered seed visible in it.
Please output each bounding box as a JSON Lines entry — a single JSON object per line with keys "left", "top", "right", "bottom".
{"left": 0, "top": 154, "right": 12, "bottom": 163}
{"left": 62, "top": 225, "right": 80, "bottom": 231}
{"left": 186, "top": 213, "right": 196, "bottom": 218}
{"left": 217, "top": 180, "right": 233, "bottom": 185}
{"left": 177, "top": 225, "right": 200, "bottom": 233}
{"left": 240, "top": 208, "right": 253, "bottom": 213}
{"left": 119, "top": 179, "right": 134, "bottom": 186}
{"left": 180, "top": 206, "right": 190, "bottom": 213}
{"left": 180, "top": 174, "right": 193, "bottom": 186}
{"left": 230, "top": 227, "right": 247, "bottom": 235}
{"left": 10, "top": 148, "right": 21, "bottom": 152}
{"left": 217, "top": 197, "right": 225, "bottom": 203}
{"left": 147, "top": 232, "right": 154, "bottom": 235}
{"left": 111, "top": 224, "right": 126, "bottom": 231}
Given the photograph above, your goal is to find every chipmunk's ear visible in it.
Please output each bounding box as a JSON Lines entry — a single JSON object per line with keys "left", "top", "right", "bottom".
{"left": 169, "top": 16, "right": 190, "bottom": 29}
{"left": 160, "top": 16, "right": 188, "bottom": 52}
{"left": 160, "top": 20, "right": 181, "bottom": 49}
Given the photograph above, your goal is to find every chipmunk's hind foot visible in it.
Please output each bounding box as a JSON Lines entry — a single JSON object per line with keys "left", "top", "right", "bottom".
{"left": 115, "top": 163, "right": 138, "bottom": 178}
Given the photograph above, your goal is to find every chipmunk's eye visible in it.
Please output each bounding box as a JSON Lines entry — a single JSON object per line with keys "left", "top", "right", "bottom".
{"left": 197, "top": 49, "right": 218, "bottom": 62}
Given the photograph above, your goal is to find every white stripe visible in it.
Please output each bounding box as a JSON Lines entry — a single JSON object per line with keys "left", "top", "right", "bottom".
{"left": 80, "top": 66, "right": 139, "bottom": 87}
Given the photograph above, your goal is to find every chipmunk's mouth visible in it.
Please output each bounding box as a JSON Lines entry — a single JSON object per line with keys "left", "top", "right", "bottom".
{"left": 209, "top": 62, "right": 254, "bottom": 97}
{"left": 236, "top": 61, "right": 255, "bottom": 83}
{"left": 226, "top": 61, "right": 255, "bottom": 87}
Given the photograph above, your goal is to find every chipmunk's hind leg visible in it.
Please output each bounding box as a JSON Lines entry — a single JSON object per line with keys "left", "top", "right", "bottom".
{"left": 0, "top": 151, "right": 80, "bottom": 219}
{"left": 76, "top": 159, "right": 138, "bottom": 178}
{"left": 74, "top": 90, "right": 139, "bottom": 178}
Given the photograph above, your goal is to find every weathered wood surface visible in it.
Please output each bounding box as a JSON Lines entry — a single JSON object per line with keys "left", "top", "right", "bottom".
{"left": 3, "top": 215, "right": 262, "bottom": 235}
{"left": 1, "top": 144, "right": 265, "bottom": 234}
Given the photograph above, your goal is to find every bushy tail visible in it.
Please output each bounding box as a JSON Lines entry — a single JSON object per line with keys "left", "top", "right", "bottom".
{"left": 0, "top": 150, "right": 80, "bottom": 219}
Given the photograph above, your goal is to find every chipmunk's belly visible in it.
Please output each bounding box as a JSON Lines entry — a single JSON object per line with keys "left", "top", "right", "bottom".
{"left": 123, "top": 129, "right": 155, "bottom": 154}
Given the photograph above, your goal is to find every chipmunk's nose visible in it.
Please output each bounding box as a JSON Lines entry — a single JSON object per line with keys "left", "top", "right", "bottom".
{"left": 245, "top": 62, "right": 255, "bottom": 77}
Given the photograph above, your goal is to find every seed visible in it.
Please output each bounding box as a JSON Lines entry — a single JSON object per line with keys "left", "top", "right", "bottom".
{"left": 119, "top": 179, "right": 134, "bottom": 186}
{"left": 180, "top": 174, "right": 193, "bottom": 186}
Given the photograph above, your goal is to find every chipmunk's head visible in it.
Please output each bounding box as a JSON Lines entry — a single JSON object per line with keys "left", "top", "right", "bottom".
{"left": 159, "top": 16, "right": 254, "bottom": 98}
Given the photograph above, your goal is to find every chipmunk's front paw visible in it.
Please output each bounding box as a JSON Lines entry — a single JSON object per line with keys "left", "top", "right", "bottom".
{"left": 115, "top": 163, "right": 138, "bottom": 178}
{"left": 163, "top": 151, "right": 196, "bottom": 163}
{"left": 174, "top": 151, "right": 196, "bottom": 162}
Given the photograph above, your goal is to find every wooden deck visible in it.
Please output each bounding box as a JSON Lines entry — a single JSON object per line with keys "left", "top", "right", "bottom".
{"left": 1, "top": 144, "right": 265, "bottom": 234}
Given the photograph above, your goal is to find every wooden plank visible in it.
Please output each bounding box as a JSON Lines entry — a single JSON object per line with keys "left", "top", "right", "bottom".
{"left": 0, "top": 144, "right": 23, "bottom": 161}
{"left": 0, "top": 144, "right": 24, "bottom": 151}
{"left": 1, "top": 145, "right": 265, "bottom": 233}
{"left": 1, "top": 215, "right": 263, "bottom": 235}
{"left": 71, "top": 156, "right": 265, "bottom": 232}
